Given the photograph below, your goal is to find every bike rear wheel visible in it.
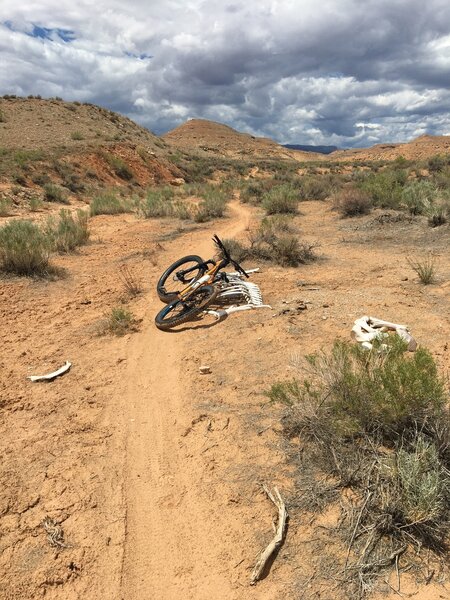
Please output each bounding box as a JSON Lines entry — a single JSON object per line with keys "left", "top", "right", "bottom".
{"left": 157, "top": 255, "right": 206, "bottom": 304}
{"left": 155, "top": 285, "right": 218, "bottom": 331}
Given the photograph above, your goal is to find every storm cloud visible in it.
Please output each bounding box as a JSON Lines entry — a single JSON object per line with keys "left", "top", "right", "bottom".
{"left": 1, "top": 0, "right": 450, "bottom": 147}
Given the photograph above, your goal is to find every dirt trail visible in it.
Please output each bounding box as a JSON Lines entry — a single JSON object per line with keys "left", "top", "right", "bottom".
{"left": 121, "top": 201, "right": 251, "bottom": 599}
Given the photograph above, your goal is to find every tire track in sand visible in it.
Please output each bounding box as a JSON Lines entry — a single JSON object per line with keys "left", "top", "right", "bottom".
{"left": 121, "top": 201, "right": 251, "bottom": 600}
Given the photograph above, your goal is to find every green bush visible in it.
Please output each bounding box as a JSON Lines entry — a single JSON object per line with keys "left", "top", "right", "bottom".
{"left": 297, "top": 176, "right": 333, "bottom": 201}
{"left": 194, "top": 189, "right": 227, "bottom": 222}
{"left": 0, "top": 219, "right": 51, "bottom": 275}
{"left": 70, "top": 131, "right": 84, "bottom": 140}
{"left": 43, "top": 183, "right": 69, "bottom": 204}
{"left": 269, "top": 337, "right": 446, "bottom": 441}
{"left": 401, "top": 180, "right": 437, "bottom": 215}
{"left": 90, "top": 192, "right": 133, "bottom": 216}
{"left": 261, "top": 184, "right": 299, "bottom": 214}
{"left": 0, "top": 198, "right": 12, "bottom": 216}
{"left": 46, "top": 209, "right": 90, "bottom": 252}
{"left": 103, "top": 306, "right": 136, "bottom": 336}
{"left": 396, "top": 436, "right": 446, "bottom": 524}
{"left": 358, "top": 170, "right": 405, "bottom": 209}
{"left": 138, "top": 187, "right": 175, "bottom": 218}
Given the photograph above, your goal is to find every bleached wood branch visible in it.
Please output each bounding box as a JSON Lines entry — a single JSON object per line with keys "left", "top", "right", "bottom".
{"left": 250, "top": 485, "right": 288, "bottom": 585}
{"left": 28, "top": 361, "right": 72, "bottom": 382}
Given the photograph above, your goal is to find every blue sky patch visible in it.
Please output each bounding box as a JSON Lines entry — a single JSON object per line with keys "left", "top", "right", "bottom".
{"left": 125, "top": 51, "right": 153, "bottom": 60}
{"left": 2, "top": 21, "right": 75, "bottom": 42}
{"left": 30, "top": 25, "right": 75, "bottom": 42}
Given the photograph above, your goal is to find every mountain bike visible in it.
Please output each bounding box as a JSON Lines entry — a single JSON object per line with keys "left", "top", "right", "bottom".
{"left": 155, "top": 235, "right": 249, "bottom": 331}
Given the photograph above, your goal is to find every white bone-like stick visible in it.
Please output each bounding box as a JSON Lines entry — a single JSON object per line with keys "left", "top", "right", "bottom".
{"left": 352, "top": 316, "right": 417, "bottom": 351}
{"left": 28, "top": 361, "right": 72, "bottom": 382}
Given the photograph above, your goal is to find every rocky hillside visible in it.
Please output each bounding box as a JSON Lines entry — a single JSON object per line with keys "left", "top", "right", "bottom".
{"left": 163, "top": 118, "right": 315, "bottom": 161}
{"left": 0, "top": 96, "right": 184, "bottom": 198}
{"left": 331, "top": 134, "right": 450, "bottom": 162}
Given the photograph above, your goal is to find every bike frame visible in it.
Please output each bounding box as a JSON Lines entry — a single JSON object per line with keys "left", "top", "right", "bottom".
{"left": 177, "top": 257, "right": 228, "bottom": 300}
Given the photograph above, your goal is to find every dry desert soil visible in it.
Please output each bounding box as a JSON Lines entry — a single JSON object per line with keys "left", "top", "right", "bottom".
{"left": 0, "top": 196, "right": 449, "bottom": 600}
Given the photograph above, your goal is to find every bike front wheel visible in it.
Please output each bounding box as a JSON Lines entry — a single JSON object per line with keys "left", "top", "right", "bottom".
{"left": 155, "top": 285, "right": 218, "bottom": 331}
{"left": 157, "top": 255, "right": 206, "bottom": 304}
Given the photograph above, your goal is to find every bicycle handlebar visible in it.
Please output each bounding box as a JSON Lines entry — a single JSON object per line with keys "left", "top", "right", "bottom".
{"left": 212, "top": 234, "right": 249, "bottom": 278}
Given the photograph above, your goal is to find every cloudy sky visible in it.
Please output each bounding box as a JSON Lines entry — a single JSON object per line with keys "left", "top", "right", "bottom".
{"left": 1, "top": 0, "right": 450, "bottom": 148}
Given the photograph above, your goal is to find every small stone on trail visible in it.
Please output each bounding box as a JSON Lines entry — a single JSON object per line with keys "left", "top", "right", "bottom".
{"left": 199, "top": 365, "right": 211, "bottom": 374}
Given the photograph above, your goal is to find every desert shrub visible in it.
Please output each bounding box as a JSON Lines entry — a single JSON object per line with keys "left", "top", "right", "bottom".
{"left": 297, "top": 176, "right": 333, "bottom": 201}
{"left": 193, "top": 187, "right": 227, "bottom": 222}
{"left": 0, "top": 109, "right": 5, "bottom": 123}
{"left": 103, "top": 306, "right": 137, "bottom": 336}
{"left": 407, "top": 254, "right": 437, "bottom": 284}
{"left": 90, "top": 192, "right": 132, "bottom": 216}
{"left": 32, "top": 173, "right": 51, "bottom": 186}
{"left": 43, "top": 183, "right": 69, "bottom": 204}
{"left": 0, "top": 219, "right": 51, "bottom": 275}
{"left": 261, "top": 184, "right": 299, "bottom": 214}
{"left": 248, "top": 216, "right": 317, "bottom": 267}
{"left": 101, "top": 152, "right": 134, "bottom": 180}
{"left": 270, "top": 336, "right": 450, "bottom": 585}
{"left": 220, "top": 238, "right": 249, "bottom": 263}
{"left": 427, "top": 199, "right": 449, "bottom": 227}
{"left": 46, "top": 209, "right": 90, "bottom": 253}
{"left": 0, "top": 198, "right": 12, "bottom": 216}
{"left": 240, "top": 179, "right": 276, "bottom": 204}
{"left": 396, "top": 436, "right": 446, "bottom": 525}
{"left": 358, "top": 170, "right": 405, "bottom": 209}
{"left": 29, "top": 196, "right": 43, "bottom": 212}
{"left": 70, "top": 131, "right": 84, "bottom": 140}
{"left": 172, "top": 200, "right": 191, "bottom": 220}
{"left": 332, "top": 187, "right": 372, "bottom": 217}
{"left": 401, "top": 180, "right": 437, "bottom": 215}
{"left": 428, "top": 154, "right": 448, "bottom": 173}
{"left": 13, "top": 150, "right": 44, "bottom": 168}
{"left": 270, "top": 337, "right": 445, "bottom": 440}
{"left": 138, "top": 187, "right": 175, "bottom": 218}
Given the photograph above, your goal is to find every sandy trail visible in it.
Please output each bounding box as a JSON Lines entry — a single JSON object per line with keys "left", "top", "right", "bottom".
{"left": 121, "top": 201, "right": 251, "bottom": 599}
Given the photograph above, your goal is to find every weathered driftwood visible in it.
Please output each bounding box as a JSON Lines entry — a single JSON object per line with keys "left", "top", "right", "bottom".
{"left": 250, "top": 485, "right": 288, "bottom": 585}
{"left": 28, "top": 361, "right": 72, "bottom": 382}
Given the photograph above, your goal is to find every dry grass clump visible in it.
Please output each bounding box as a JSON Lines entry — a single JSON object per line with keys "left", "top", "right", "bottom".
{"left": 401, "top": 180, "right": 437, "bottom": 215}
{"left": 90, "top": 191, "right": 133, "bottom": 215}
{"left": 223, "top": 216, "right": 318, "bottom": 267}
{"left": 193, "top": 187, "right": 228, "bottom": 222}
{"left": 297, "top": 175, "right": 334, "bottom": 201}
{"left": 137, "top": 186, "right": 175, "bottom": 218}
{"left": 119, "top": 264, "right": 142, "bottom": 297}
{"left": 43, "top": 182, "right": 69, "bottom": 204}
{"left": 0, "top": 219, "right": 51, "bottom": 275}
{"left": 0, "top": 198, "right": 12, "bottom": 216}
{"left": 407, "top": 254, "right": 437, "bottom": 284}
{"left": 46, "top": 209, "right": 90, "bottom": 253}
{"left": 332, "top": 187, "right": 372, "bottom": 217}
{"left": 268, "top": 337, "right": 449, "bottom": 596}
{"left": 261, "top": 184, "right": 299, "bottom": 214}
{"left": 102, "top": 306, "right": 138, "bottom": 336}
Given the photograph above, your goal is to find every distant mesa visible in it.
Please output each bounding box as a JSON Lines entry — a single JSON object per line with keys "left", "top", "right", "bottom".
{"left": 162, "top": 118, "right": 316, "bottom": 161}
{"left": 283, "top": 144, "right": 339, "bottom": 155}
